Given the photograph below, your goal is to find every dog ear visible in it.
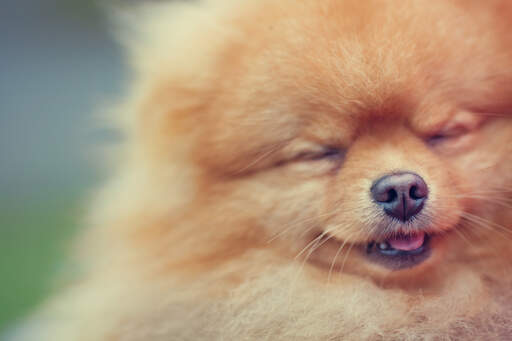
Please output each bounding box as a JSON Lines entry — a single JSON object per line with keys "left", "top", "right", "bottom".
{"left": 101, "top": 0, "right": 244, "bottom": 79}
{"left": 97, "top": 0, "right": 243, "bottom": 135}
{"left": 101, "top": 0, "right": 207, "bottom": 73}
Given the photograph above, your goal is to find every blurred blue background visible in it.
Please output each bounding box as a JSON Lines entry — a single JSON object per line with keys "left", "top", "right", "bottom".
{"left": 0, "top": 0, "right": 125, "bottom": 331}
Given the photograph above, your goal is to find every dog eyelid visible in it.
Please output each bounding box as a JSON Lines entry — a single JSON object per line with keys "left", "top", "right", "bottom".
{"left": 294, "top": 146, "right": 344, "bottom": 161}
{"left": 426, "top": 125, "right": 469, "bottom": 146}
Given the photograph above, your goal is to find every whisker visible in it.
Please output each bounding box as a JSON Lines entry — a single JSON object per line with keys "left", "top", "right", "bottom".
{"left": 472, "top": 112, "right": 511, "bottom": 118}
{"left": 457, "top": 214, "right": 512, "bottom": 245}
{"left": 295, "top": 231, "right": 329, "bottom": 260}
{"left": 340, "top": 242, "right": 355, "bottom": 274}
{"left": 266, "top": 210, "right": 341, "bottom": 243}
{"left": 267, "top": 205, "right": 352, "bottom": 244}
{"left": 461, "top": 212, "right": 512, "bottom": 235}
{"left": 307, "top": 233, "right": 336, "bottom": 257}
{"left": 327, "top": 234, "right": 353, "bottom": 282}
{"left": 453, "top": 227, "right": 474, "bottom": 247}
{"left": 444, "top": 194, "right": 512, "bottom": 208}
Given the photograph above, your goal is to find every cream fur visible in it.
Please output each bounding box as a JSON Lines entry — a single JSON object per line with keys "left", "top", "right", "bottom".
{"left": 22, "top": 1, "right": 512, "bottom": 340}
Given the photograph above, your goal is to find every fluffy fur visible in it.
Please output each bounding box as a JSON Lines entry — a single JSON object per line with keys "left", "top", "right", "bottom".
{"left": 30, "top": 0, "right": 512, "bottom": 340}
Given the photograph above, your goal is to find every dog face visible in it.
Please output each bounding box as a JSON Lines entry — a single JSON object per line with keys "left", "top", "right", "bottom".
{"left": 127, "top": 0, "right": 512, "bottom": 284}
{"left": 29, "top": 1, "right": 512, "bottom": 339}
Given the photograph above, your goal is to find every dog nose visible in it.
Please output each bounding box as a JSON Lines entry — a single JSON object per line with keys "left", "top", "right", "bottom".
{"left": 370, "top": 172, "right": 428, "bottom": 221}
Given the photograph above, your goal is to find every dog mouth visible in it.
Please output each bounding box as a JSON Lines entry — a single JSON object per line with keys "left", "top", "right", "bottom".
{"left": 365, "top": 231, "right": 431, "bottom": 270}
{"left": 307, "top": 229, "right": 439, "bottom": 273}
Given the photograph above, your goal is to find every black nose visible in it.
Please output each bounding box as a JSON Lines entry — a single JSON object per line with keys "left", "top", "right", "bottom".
{"left": 370, "top": 172, "right": 428, "bottom": 222}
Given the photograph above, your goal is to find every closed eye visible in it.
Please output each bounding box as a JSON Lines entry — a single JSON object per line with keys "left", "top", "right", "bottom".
{"left": 292, "top": 146, "right": 344, "bottom": 162}
{"left": 426, "top": 126, "right": 469, "bottom": 147}
{"left": 292, "top": 147, "right": 342, "bottom": 161}
{"left": 272, "top": 145, "right": 345, "bottom": 175}
{"left": 425, "top": 111, "right": 490, "bottom": 148}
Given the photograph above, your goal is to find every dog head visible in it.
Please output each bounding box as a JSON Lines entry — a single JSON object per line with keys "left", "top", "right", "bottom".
{"left": 115, "top": 0, "right": 512, "bottom": 283}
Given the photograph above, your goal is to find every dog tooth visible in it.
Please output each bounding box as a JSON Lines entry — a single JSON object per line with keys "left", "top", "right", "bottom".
{"left": 378, "top": 242, "right": 389, "bottom": 250}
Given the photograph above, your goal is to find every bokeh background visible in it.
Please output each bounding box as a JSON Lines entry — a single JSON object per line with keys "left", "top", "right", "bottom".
{"left": 0, "top": 0, "right": 125, "bottom": 332}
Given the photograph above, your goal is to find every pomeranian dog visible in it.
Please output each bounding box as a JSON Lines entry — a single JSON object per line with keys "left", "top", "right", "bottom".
{"left": 26, "top": 0, "right": 512, "bottom": 340}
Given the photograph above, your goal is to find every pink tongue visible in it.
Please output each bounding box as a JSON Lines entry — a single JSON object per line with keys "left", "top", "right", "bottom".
{"left": 387, "top": 232, "right": 425, "bottom": 251}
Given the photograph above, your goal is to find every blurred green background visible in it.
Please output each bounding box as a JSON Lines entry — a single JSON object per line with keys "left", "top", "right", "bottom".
{"left": 0, "top": 0, "right": 125, "bottom": 333}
